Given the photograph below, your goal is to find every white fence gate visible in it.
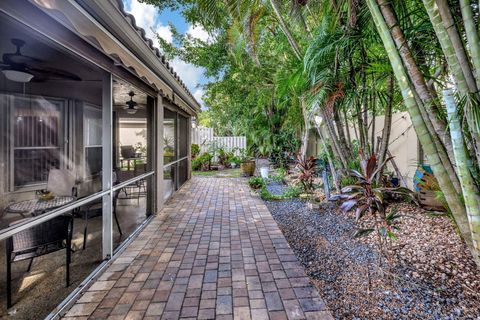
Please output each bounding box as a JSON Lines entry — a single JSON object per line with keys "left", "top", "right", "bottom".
{"left": 192, "top": 127, "right": 246, "bottom": 157}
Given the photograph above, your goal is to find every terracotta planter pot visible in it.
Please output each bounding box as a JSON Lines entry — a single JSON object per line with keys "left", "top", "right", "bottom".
{"left": 240, "top": 160, "right": 255, "bottom": 176}
{"left": 418, "top": 190, "right": 445, "bottom": 211}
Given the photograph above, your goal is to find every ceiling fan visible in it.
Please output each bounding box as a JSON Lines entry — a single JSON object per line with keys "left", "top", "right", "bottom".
{"left": 124, "top": 91, "right": 140, "bottom": 114}
{"left": 0, "top": 38, "right": 81, "bottom": 83}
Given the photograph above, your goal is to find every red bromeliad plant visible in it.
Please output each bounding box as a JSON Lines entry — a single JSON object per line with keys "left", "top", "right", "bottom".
{"left": 296, "top": 155, "right": 317, "bottom": 193}
{"left": 340, "top": 152, "right": 414, "bottom": 267}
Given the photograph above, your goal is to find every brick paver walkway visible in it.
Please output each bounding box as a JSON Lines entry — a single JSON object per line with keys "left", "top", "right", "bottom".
{"left": 63, "top": 177, "right": 332, "bottom": 320}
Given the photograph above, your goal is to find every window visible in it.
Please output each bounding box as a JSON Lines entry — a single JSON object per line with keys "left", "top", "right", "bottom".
{"left": 163, "top": 108, "right": 177, "bottom": 165}
{"left": 11, "top": 95, "right": 64, "bottom": 188}
{"left": 83, "top": 105, "right": 102, "bottom": 177}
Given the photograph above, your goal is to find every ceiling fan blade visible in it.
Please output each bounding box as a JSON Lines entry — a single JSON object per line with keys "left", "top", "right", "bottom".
{"left": 3, "top": 53, "right": 43, "bottom": 66}
{"left": 28, "top": 66, "right": 81, "bottom": 81}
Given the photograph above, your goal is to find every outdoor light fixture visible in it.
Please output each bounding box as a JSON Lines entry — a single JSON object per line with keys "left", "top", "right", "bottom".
{"left": 124, "top": 91, "right": 139, "bottom": 114}
{"left": 1, "top": 69, "right": 34, "bottom": 83}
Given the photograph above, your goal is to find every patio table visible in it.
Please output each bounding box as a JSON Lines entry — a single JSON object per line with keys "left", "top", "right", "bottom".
{"left": 6, "top": 196, "right": 76, "bottom": 217}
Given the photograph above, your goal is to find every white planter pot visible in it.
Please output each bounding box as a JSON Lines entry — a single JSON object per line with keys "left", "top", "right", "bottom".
{"left": 231, "top": 163, "right": 237, "bottom": 168}
{"left": 260, "top": 167, "right": 269, "bottom": 179}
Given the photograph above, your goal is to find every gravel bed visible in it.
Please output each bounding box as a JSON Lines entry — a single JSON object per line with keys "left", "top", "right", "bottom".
{"left": 265, "top": 199, "right": 480, "bottom": 319}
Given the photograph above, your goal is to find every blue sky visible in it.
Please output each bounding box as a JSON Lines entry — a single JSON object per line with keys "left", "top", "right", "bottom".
{"left": 123, "top": 0, "right": 209, "bottom": 106}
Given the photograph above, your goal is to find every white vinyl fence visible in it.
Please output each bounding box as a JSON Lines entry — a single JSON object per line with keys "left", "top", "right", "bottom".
{"left": 192, "top": 127, "right": 246, "bottom": 158}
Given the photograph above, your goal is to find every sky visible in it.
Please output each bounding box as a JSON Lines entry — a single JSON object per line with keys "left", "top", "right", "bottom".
{"left": 122, "top": 0, "right": 209, "bottom": 107}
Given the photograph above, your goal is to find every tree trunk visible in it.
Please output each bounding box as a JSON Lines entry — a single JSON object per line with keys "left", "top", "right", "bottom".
{"left": 434, "top": 0, "right": 479, "bottom": 94}
{"left": 371, "top": 93, "right": 376, "bottom": 155}
{"left": 459, "top": 0, "right": 480, "bottom": 89}
{"left": 362, "top": 91, "right": 369, "bottom": 153}
{"left": 377, "top": 0, "right": 462, "bottom": 193}
{"left": 300, "top": 99, "right": 309, "bottom": 158}
{"left": 424, "top": 0, "right": 480, "bottom": 167}
{"left": 315, "top": 123, "right": 340, "bottom": 192}
{"left": 334, "top": 106, "right": 351, "bottom": 158}
{"left": 367, "top": 0, "right": 474, "bottom": 260}
{"left": 444, "top": 89, "right": 480, "bottom": 265}
{"left": 269, "top": 0, "right": 302, "bottom": 60}
{"left": 377, "top": 75, "right": 394, "bottom": 183}
{"left": 323, "top": 109, "right": 349, "bottom": 169}
{"left": 343, "top": 104, "right": 352, "bottom": 145}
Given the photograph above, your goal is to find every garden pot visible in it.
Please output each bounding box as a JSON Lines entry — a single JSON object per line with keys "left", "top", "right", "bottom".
{"left": 230, "top": 163, "right": 237, "bottom": 169}
{"left": 260, "top": 167, "right": 269, "bottom": 179}
{"left": 418, "top": 190, "right": 445, "bottom": 211}
{"left": 241, "top": 160, "right": 255, "bottom": 176}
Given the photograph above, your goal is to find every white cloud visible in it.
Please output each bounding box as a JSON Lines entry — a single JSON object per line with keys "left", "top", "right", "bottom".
{"left": 187, "top": 25, "right": 211, "bottom": 43}
{"left": 193, "top": 88, "right": 206, "bottom": 108}
{"left": 127, "top": 0, "right": 172, "bottom": 44}
{"left": 170, "top": 58, "right": 204, "bottom": 90}
{"left": 156, "top": 25, "right": 173, "bottom": 44}
{"left": 187, "top": 25, "right": 218, "bottom": 45}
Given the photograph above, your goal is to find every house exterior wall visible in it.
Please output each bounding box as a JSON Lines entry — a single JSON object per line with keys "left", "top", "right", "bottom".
{"left": 0, "top": 1, "right": 198, "bottom": 316}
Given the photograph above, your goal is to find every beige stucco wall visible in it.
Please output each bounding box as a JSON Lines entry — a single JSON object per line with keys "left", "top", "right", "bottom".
{"left": 310, "top": 111, "right": 419, "bottom": 189}
{"left": 370, "top": 112, "right": 418, "bottom": 189}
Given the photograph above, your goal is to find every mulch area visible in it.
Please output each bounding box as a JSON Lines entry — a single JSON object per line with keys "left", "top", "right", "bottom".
{"left": 264, "top": 198, "right": 480, "bottom": 319}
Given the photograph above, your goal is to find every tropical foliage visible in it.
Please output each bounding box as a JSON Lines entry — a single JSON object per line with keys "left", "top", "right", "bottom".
{"left": 145, "top": 0, "right": 480, "bottom": 265}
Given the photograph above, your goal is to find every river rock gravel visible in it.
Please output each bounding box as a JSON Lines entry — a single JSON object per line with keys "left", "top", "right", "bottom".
{"left": 264, "top": 198, "right": 480, "bottom": 320}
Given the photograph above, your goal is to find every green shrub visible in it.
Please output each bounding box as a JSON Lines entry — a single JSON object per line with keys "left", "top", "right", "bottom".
{"left": 226, "top": 152, "right": 240, "bottom": 166}
{"left": 271, "top": 168, "right": 287, "bottom": 183}
{"left": 340, "top": 175, "right": 358, "bottom": 188}
{"left": 259, "top": 185, "right": 300, "bottom": 200}
{"left": 192, "top": 152, "right": 213, "bottom": 171}
{"left": 260, "top": 186, "right": 302, "bottom": 200}
{"left": 191, "top": 144, "right": 200, "bottom": 158}
{"left": 248, "top": 176, "right": 265, "bottom": 189}
{"left": 283, "top": 186, "right": 301, "bottom": 198}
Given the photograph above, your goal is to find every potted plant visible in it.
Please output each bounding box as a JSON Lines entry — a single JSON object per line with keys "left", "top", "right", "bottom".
{"left": 227, "top": 154, "right": 241, "bottom": 168}
{"left": 239, "top": 149, "right": 255, "bottom": 176}
{"left": 191, "top": 143, "right": 200, "bottom": 159}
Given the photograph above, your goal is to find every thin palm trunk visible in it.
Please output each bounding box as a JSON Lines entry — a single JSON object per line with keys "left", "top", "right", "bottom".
{"left": 459, "top": 0, "right": 480, "bottom": 89}
{"left": 343, "top": 104, "right": 352, "bottom": 145}
{"left": 444, "top": 89, "right": 480, "bottom": 265}
{"left": 323, "top": 109, "right": 349, "bottom": 169}
{"left": 424, "top": 0, "right": 480, "bottom": 167}
{"left": 378, "top": 0, "right": 461, "bottom": 193}
{"left": 367, "top": 0, "right": 474, "bottom": 260}
{"left": 377, "top": 75, "right": 394, "bottom": 183}
{"left": 334, "top": 106, "right": 351, "bottom": 158}
{"left": 371, "top": 93, "right": 376, "bottom": 155}
{"left": 300, "top": 99, "right": 309, "bottom": 158}
{"left": 315, "top": 123, "right": 340, "bottom": 192}
{"left": 434, "top": 0, "right": 479, "bottom": 94}
{"left": 269, "top": 0, "right": 302, "bottom": 60}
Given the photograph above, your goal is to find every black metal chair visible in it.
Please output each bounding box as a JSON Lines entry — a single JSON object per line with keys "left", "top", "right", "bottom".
{"left": 6, "top": 214, "right": 73, "bottom": 308}
{"left": 80, "top": 189, "right": 122, "bottom": 250}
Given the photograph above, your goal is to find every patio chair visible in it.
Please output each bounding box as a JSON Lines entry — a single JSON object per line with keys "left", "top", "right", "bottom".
{"left": 120, "top": 145, "right": 136, "bottom": 159}
{"left": 133, "top": 162, "right": 147, "bottom": 201}
{"left": 6, "top": 214, "right": 73, "bottom": 308}
{"left": 46, "top": 169, "right": 77, "bottom": 197}
{"left": 80, "top": 189, "right": 122, "bottom": 250}
{"left": 80, "top": 171, "right": 122, "bottom": 250}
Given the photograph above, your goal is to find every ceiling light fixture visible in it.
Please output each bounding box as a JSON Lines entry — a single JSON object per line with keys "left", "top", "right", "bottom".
{"left": 2, "top": 69, "right": 34, "bottom": 83}
{"left": 124, "top": 91, "right": 138, "bottom": 114}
